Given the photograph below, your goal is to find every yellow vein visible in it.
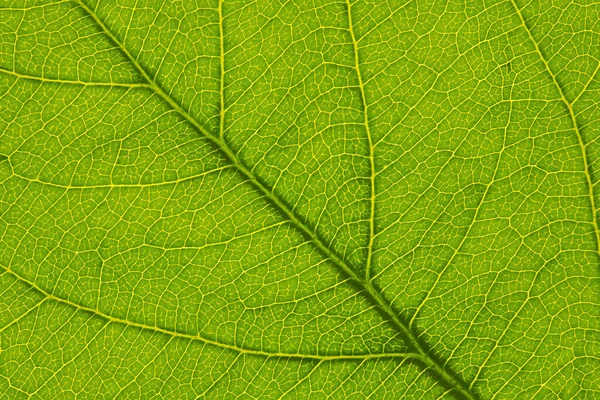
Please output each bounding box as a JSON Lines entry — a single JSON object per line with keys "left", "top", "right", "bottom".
{"left": 0, "top": 375, "right": 32, "bottom": 398}
{"left": 0, "top": 0, "right": 70, "bottom": 10}
{"left": 276, "top": 360, "right": 324, "bottom": 400}
{"left": 197, "top": 352, "right": 242, "bottom": 397}
{"left": 29, "top": 316, "right": 112, "bottom": 397}
{"left": 0, "top": 263, "right": 414, "bottom": 362}
{"left": 509, "top": 0, "right": 600, "bottom": 253}
{"left": 0, "top": 297, "right": 46, "bottom": 334}
{"left": 115, "top": 335, "right": 179, "bottom": 397}
{"left": 0, "top": 66, "right": 149, "bottom": 89}
{"left": 348, "top": 2, "right": 477, "bottom": 399}
{"left": 9, "top": 165, "right": 232, "bottom": 190}
{"left": 410, "top": 97, "right": 510, "bottom": 329}
{"left": 218, "top": 0, "right": 226, "bottom": 141}
{"left": 73, "top": 2, "right": 476, "bottom": 399}
{"left": 345, "top": 0, "right": 377, "bottom": 281}
{"left": 571, "top": 61, "right": 600, "bottom": 106}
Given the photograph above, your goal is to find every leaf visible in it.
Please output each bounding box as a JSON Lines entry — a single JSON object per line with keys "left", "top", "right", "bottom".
{"left": 0, "top": 0, "right": 598, "bottom": 398}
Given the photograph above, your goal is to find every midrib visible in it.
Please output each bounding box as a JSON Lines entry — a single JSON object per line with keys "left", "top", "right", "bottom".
{"left": 72, "top": 1, "right": 477, "bottom": 399}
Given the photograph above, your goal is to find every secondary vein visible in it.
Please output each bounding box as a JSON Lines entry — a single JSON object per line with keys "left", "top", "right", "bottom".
{"left": 509, "top": 0, "right": 600, "bottom": 254}
{"left": 73, "top": 1, "right": 476, "bottom": 399}
{"left": 0, "top": 66, "right": 149, "bottom": 88}
{"left": 0, "top": 263, "right": 413, "bottom": 362}
{"left": 218, "top": 0, "right": 226, "bottom": 141}
{"left": 345, "top": 0, "right": 377, "bottom": 282}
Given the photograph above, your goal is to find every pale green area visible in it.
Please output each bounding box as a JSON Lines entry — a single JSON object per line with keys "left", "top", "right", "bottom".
{"left": 0, "top": 0, "right": 599, "bottom": 398}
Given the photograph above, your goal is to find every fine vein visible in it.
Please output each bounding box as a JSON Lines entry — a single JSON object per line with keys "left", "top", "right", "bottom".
{"left": 0, "top": 263, "right": 412, "bottom": 362}
{"left": 509, "top": 0, "right": 600, "bottom": 253}
{"left": 0, "top": 66, "right": 149, "bottom": 88}
{"left": 345, "top": 0, "right": 377, "bottom": 282}
{"left": 73, "top": 1, "right": 476, "bottom": 399}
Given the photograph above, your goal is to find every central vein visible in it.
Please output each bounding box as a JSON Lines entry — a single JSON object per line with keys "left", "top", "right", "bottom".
{"left": 74, "top": 1, "right": 477, "bottom": 399}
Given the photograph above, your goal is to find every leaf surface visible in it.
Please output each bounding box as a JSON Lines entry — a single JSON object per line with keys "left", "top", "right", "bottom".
{"left": 0, "top": 0, "right": 599, "bottom": 398}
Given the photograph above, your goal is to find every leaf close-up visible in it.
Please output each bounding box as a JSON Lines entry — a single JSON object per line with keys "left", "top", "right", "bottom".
{"left": 0, "top": 0, "right": 599, "bottom": 398}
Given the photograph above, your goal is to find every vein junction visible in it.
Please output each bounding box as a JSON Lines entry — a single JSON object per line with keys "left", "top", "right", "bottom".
{"left": 0, "top": 264, "right": 413, "bottom": 362}
{"left": 67, "top": 1, "right": 479, "bottom": 398}
{"left": 20, "top": 0, "right": 598, "bottom": 398}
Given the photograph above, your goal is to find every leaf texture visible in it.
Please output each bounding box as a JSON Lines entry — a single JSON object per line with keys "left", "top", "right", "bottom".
{"left": 0, "top": 0, "right": 599, "bottom": 398}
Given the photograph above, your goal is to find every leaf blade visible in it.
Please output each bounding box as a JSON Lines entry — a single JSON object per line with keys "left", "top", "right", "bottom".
{"left": 1, "top": 0, "right": 599, "bottom": 398}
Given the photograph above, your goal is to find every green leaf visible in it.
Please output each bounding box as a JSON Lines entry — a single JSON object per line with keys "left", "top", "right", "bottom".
{"left": 0, "top": 0, "right": 599, "bottom": 398}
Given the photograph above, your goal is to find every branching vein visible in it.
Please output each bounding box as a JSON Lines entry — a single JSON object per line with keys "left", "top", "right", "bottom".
{"left": 509, "top": 0, "right": 600, "bottom": 254}
{"left": 0, "top": 263, "right": 413, "bottom": 362}
{"left": 70, "top": 1, "right": 477, "bottom": 398}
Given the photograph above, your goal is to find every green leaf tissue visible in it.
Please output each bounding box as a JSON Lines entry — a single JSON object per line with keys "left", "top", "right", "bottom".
{"left": 0, "top": 0, "right": 598, "bottom": 398}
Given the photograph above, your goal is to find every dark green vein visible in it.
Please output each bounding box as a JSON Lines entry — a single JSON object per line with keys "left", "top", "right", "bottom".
{"left": 72, "top": 1, "right": 477, "bottom": 399}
